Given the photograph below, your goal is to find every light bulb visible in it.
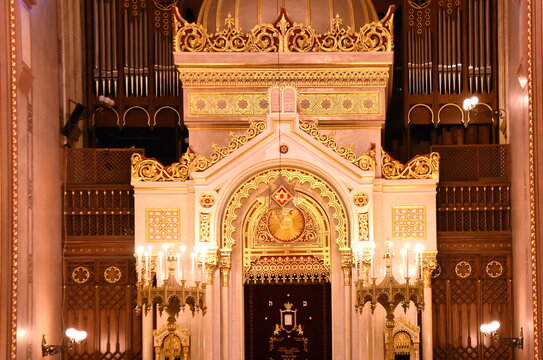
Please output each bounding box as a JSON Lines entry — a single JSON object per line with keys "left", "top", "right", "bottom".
{"left": 136, "top": 246, "right": 144, "bottom": 255}
{"left": 470, "top": 96, "right": 479, "bottom": 105}
{"left": 65, "top": 328, "right": 78, "bottom": 339}
{"left": 75, "top": 330, "right": 87, "bottom": 342}
{"left": 490, "top": 320, "right": 500, "bottom": 332}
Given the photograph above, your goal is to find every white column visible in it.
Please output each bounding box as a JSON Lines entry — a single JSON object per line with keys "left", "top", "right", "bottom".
{"left": 422, "top": 286, "right": 433, "bottom": 360}
{"left": 344, "top": 283, "right": 352, "bottom": 360}
{"left": 142, "top": 311, "right": 154, "bottom": 360}
{"left": 220, "top": 272, "right": 230, "bottom": 360}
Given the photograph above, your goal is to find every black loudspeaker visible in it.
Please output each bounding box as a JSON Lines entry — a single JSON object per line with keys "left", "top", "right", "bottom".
{"left": 62, "top": 103, "right": 86, "bottom": 138}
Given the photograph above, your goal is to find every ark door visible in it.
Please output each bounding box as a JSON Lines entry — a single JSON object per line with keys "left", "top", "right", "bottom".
{"left": 244, "top": 283, "right": 332, "bottom": 360}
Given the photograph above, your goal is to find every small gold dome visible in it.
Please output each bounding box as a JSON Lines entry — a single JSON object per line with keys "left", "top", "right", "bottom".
{"left": 197, "top": 0, "right": 378, "bottom": 33}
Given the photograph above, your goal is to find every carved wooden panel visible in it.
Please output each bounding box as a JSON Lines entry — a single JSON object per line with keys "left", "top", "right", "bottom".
{"left": 66, "top": 149, "right": 143, "bottom": 185}
{"left": 432, "top": 253, "right": 512, "bottom": 360}
{"left": 65, "top": 258, "right": 142, "bottom": 360}
{"left": 64, "top": 186, "right": 134, "bottom": 239}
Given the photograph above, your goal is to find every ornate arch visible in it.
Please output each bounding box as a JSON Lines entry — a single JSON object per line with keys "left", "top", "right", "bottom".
{"left": 221, "top": 167, "right": 349, "bottom": 250}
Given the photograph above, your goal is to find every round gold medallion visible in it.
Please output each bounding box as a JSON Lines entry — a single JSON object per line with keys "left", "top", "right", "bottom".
{"left": 200, "top": 193, "right": 215, "bottom": 208}
{"left": 104, "top": 266, "right": 122, "bottom": 283}
{"left": 455, "top": 261, "right": 472, "bottom": 278}
{"left": 486, "top": 261, "right": 503, "bottom": 278}
{"left": 267, "top": 208, "right": 306, "bottom": 242}
{"left": 72, "top": 266, "right": 90, "bottom": 284}
{"left": 353, "top": 192, "right": 369, "bottom": 207}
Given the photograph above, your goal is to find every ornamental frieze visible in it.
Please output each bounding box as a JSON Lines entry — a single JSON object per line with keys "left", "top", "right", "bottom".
{"left": 131, "top": 120, "right": 267, "bottom": 181}
{"left": 299, "top": 120, "right": 376, "bottom": 171}
{"left": 381, "top": 149, "right": 440, "bottom": 180}
{"left": 174, "top": 9, "right": 393, "bottom": 53}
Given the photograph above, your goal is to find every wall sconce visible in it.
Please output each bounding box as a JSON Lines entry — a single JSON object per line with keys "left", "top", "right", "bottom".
{"left": 462, "top": 96, "right": 479, "bottom": 111}
{"left": 462, "top": 96, "right": 506, "bottom": 128}
{"left": 480, "top": 321, "right": 523, "bottom": 349}
{"left": 98, "top": 95, "right": 115, "bottom": 107}
{"left": 42, "top": 328, "right": 87, "bottom": 357}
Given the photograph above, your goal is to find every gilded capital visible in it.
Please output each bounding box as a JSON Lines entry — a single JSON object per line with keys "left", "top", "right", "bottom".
{"left": 219, "top": 249, "right": 232, "bottom": 287}
{"left": 340, "top": 249, "right": 353, "bottom": 285}
{"left": 421, "top": 250, "right": 438, "bottom": 288}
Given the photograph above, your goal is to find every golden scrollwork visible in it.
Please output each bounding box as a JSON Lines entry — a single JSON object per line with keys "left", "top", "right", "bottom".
{"left": 174, "top": 9, "right": 393, "bottom": 53}
{"left": 132, "top": 120, "right": 267, "bottom": 181}
{"left": 199, "top": 213, "right": 211, "bottom": 242}
{"left": 244, "top": 255, "right": 330, "bottom": 283}
{"left": 299, "top": 120, "right": 376, "bottom": 171}
{"left": 178, "top": 69, "right": 391, "bottom": 89}
{"left": 381, "top": 149, "right": 440, "bottom": 180}
{"left": 358, "top": 212, "right": 369, "bottom": 241}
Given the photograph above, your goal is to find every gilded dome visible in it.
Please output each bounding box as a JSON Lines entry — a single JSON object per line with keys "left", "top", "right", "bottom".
{"left": 197, "top": 0, "right": 378, "bottom": 33}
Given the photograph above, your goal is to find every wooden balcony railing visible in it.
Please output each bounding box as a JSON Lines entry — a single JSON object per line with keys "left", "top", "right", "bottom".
{"left": 64, "top": 149, "right": 142, "bottom": 240}
{"left": 437, "top": 182, "right": 510, "bottom": 232}
{"left": 432, "top": 145, "right": 511, "bottom": 233}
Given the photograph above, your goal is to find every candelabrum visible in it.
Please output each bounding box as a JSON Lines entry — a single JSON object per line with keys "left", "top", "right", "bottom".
{"left": 135, "top": 244, "right": 216, "bottom": 322}
{"left": 355, "top": 242, "right": 425, "bottom": 314}
{"left": 354, "top": 241, "right": 426, "bottom": 360}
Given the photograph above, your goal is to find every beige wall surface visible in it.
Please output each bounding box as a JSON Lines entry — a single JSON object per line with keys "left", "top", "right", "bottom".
{"left": 1, "top": 0, "right": 66, "bottom": 359}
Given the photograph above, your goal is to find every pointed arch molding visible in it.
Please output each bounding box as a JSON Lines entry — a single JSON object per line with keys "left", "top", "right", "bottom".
{"left": 221, "top": 167, "right": 349, "bottom": 251}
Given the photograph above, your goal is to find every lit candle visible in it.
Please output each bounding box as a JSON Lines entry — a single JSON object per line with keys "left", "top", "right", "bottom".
{"left": 354, "top": 248, "right": 359, "bottom": 281}
{"left": 191, "top": 252, "right": 196, "bottom": 280}
{"left": 415, "top": 243, "right": 424, "bottom": 278}
{"left": 400, "top": 248, "right": 407, "bottom": 278}
{"left": 180, "top": 245, "right": 186, "bottom": 279}
{"left": 146, "top": 245, "right": 153, "bottom": 282}
{"left": 201, "top": 248, "right": 207, "bottom": 283}
{"left": 136, "top": 246, "right": 144, "bottom": 283}
{"left": 158, "top": 251, "right": 164, "bottom": 283}
{"left": 144, "top": 251, "right": 149, "bottom": 283}
{"left": 370, "top": 249, "right": 375, "bottom": 279}
{"left": 176, "top": 253, "right": 181, "bottom": 280}
{"left": 162, "top": 244, "right": 169, "bottom": 277}
{"left": 405, "top": 243, "right": 410, "bottom": 278}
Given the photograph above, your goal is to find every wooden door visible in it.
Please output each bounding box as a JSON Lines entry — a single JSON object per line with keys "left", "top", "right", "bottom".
{"left": 244, "top": 283, "right": 332, "bottom": 360}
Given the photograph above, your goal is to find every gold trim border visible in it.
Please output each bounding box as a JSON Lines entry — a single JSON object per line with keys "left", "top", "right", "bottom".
{"left": 528, "top": 0, "right": 540, "bottom": 356}
{"left": 9, "top": 0, "right": 18, "bottom": 357}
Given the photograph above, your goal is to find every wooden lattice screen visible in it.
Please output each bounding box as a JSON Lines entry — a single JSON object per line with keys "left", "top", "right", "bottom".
{"left": 64, "top": 148, "right": 141, "bottom": 360}
{"left": 432, "top": 254, "right": 512, "bottom": 360}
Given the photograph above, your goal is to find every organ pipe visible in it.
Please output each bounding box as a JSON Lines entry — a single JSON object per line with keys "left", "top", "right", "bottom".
{"left": 91, "top": 0, "right": 180, "bottom": 99}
